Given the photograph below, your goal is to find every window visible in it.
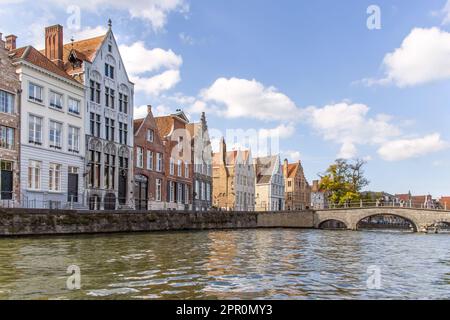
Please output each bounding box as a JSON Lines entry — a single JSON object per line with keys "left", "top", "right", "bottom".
{"left": 28, "top": 115, "right": 42, "bottom": 145}
{"left": 169, "top": 181, "right": 175, "bottom": 202}
{"left": 49, "top": 121, "right": 62, "bottom": 149}
{"left": 104, "top": 87, "right": 114, "bottom": 107}
{"left": 119, "top": 93, "right": 128, "bottom": 114}
{"left": 68, "top": 126, "right": 80, "bottom": 153}
{"left": 195, "top": 181, "right": 199, "bottom": 200}
{"left": 105, "top": 63, "right": 114, "bottom": 79}
{"left": 90, "top": 81, "right": 101, "bottom": 104}
{"left": 178, "top": 184, "right": 183, "bottom": 204}
{"left": 90, "top": 113, "right": 101, "bottom": 138}
{"left": 156, "top": 179, "right": 162, "bottom": 202}
{"left": 156, "top": 153, "right": 163, "bottom": 172}
{"left": 185, "top": 161, "right": 189, "bottom": 178}
{"left": 170, "top": 158, "right": 175, "bottom": 175}
{"left": 147, "top": 129, "right": 154, "bottom": 142}
{"left": 147, "top": 151, "right": 154, "bottom": 170}
{"left": 49, "top": 163, "right": 62, "bottom": 192}
{"left": 119, "top": 122, "right": 128, "bottom": 144}
{"left": 88, "top": 147, "right": 101, "bottom": 188}
{"left": 206, "top": 183, "right": 211, "bottom": 201}
{"left": 68, "top": 98, "right": 80, "bottom": 115}
{"left": 185, "top": 185, "right": 190, "bottom": 205}
{"left": 108, "top": 44, "right": 112, "bottom": 53}
{"left": 177, "top": 160, "right": 182, "bottom": 177}
{"left": 104, "top": 147, "right": 116, "bottom": 190}
{"left": 28, "top": 160, "right": 41, "bottom": 190}
{"left": 105, "top": 118, "right": 115, "bottom": 141}
{"left": 136, "top": 147, "right": 144, "bottom": 168}
{"left": 29, "top": 83, "right": 43, "bottom": 103}
{"left": 201, "top": 182, "right": 206, "bottom": 200}
{"left": 0, "top": 90, "right": 14, "bottom": 114}
{"left": 0, "top": 126, "right": 14, "bottom": 149}
{"left": 49, "top": 91, "right": 63, "bottom": 109}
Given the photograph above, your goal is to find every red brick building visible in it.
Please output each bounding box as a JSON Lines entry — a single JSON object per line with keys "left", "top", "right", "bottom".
{"left": 133, "top": 106, "right": 166, "bottom": 210}
{"left": 0, "top": 33, "right": 21, "bottom": 205}
{"left": 155, "top": 110, "right": 192, "bottom": 210}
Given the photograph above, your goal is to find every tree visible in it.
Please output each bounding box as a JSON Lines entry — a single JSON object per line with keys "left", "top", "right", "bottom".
{"left": 319, "top": 159, "right": 370, "bottom": 206}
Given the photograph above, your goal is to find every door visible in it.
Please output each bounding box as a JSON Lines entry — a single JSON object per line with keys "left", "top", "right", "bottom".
{"left": 134, "top": 175, "right": 148, "bottom": 210}
{"left": 67, "top": 173, "right": 79, "bottom": 202}
{"left": 118, "top": 170, "right": 127, "bottom": 205}
{"left": 1, "top": 168, "right": 13, "bottom": 200}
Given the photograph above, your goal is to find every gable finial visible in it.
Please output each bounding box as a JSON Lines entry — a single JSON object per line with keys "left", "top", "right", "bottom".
{"left": 108, "top": 19, "right": 112, "bottom": 29}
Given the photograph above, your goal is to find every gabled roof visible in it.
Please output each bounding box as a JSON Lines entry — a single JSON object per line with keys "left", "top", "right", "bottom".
{"left": 63, "top": 35, "right": 106, "bottom": 63}
{"left": 284, "top": 163, "right": 299, "bottom": 178}
{"left": 155, "top": 116, "right": 173, "bottom": 139}
{"left": 11, "top": 46, "right": 79, "bottom": 84}
{"left": 254, "top": 155, "right": 278, "bottom": 184}
{"left": 133, "top": 119, "right": 145, "bottom": 135}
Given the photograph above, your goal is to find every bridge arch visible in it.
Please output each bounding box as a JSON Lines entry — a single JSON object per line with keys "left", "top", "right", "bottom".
{"left": 318, "top": 219, "right": 348, "bottom": 230}
{"left": 356, "top": 213, "right": 418, "bottom": 232}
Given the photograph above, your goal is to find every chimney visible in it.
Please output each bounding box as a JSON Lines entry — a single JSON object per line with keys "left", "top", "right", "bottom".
{"left": 283, "top": 158, "right": 288, "bottom": 178}
{"left": 147, "top": 105, "right": 152, "bottom": 114}
{"left": 5, "top": 35, "right": 17, "bottom": 51}
{"left": 312, "top": 180, "right": 319, "bottom": 192}
{"left": 45, "top": 25, "right": 64, "bottom": 68}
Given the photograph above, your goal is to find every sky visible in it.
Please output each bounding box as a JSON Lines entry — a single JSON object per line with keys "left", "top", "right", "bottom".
{"left": 1, "top": 0, "right": 450, "bottom": 196}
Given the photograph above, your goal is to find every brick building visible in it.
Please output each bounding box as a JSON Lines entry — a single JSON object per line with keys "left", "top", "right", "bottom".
{"left": 212, "top": 138, "right": 255, "bottom": 211}
{"left": 133, "top": 105, "right": 166, "bottom": 210}
{"left": 0, "top": 33, "right": 21, "bottom": 205}
{"left": 282, "top": 159, "right": 311, "bottom": 210}
{"left": 155, "top": 110, "right": 192, "bottom": 210}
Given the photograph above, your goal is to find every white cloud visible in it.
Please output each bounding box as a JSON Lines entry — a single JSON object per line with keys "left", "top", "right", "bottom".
{"left": 68, "top": 26, "right": 108, "bottom": 43}
{"left": 134, "top": 104, "right": 173, "bottom": 119}
{"left": 283, "top": 150, "right": 302, "bottom": 162}
{"left": 132, "top": 70, "right": 181, "bottom": 97}
{"left": 259, "top": 123, "right": 295, "bottom": 139}
{"left": 179, "top": 32, "right": 195, "bottom": 45}
{"left": 6, "top": 0, "right": 188, "bottom": 31}
{"left": 119, "top": 41, "right": 183, "bottom": 96}
{"left": 304, "top": 102, "right": 401, "bottom": 159}
{"left": 119, "top": 42, "right": 182, "bottom": 75}
{"left": 364, "top": 28, "right": 450, "bottom": 87}
{"left": 199, "top": 77, "right": 301, "bottom": 121}
{"left": 378, "top": 134, "right": 449, "bottom": 161}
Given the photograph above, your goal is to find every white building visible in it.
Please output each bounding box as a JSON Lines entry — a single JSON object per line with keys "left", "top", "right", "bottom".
{"left": 254, "top": 155, "right": 285, "bottom": 211}
{"left": 11, "top": 44, "right": 86, "bottom": 208}
{"left": 61, "top": 21, "right": 135, "bottom": 210}
{"left": 234, "top": 150, "right": 256, "bottom": 211}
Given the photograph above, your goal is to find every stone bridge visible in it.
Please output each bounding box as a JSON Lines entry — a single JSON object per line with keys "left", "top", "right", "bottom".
{"left": 314, "top": 207, "right": 450, "bottom": 232}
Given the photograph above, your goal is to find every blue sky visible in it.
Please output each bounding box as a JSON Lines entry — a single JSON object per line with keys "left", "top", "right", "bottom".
{"left": 1, "top": 0, "right": 450, "bottom": 196}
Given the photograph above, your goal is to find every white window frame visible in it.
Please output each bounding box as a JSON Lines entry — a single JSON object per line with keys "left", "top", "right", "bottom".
{"left": 136, "top": 147, "right": 144, "bottom": 168}
{"left": 28, "top": 160, "right": 41, "bottom": 190}
{"left": 68, "top": 126, "right": 80, "bottom": 153}
{"left": 147, "top": 129, "right": 154, "bottom": 142}
{"left": 49, "top": 90, "right": 63, "bottom": 109}
{"left": 147, "top": 150, "right": 154, "bottom": 170}
{"left": 68, "top": 97, "right": 80, "bottom": 115}
{"left": 170, "top": 158, "right": 175, "bottom": 175}
{"left": 49, "top": 163, "right": 62, "bottom": 192}
{"left": 28, "top": 114, "right": 42, "bottom": 145}
{"left": 49, "top": 120, "right": 62, "bottom": 149}
{"left": 0, "top": 90, "right": 14, "bottom": 114}
{"left": 28, "top": 82, "right": 43, "bottom": 103}
{"left": 156, "top": 179, "right": 162, "bottom": 202}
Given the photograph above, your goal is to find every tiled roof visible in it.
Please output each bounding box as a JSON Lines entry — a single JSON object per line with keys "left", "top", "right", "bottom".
{"left": 11, "top": 46, "right": 79, "bottom": 83}
{"left": 63, "top": 35, "right": 106, "bottom": 63}
{"left": 155, "top": 116, "right": 173, "bottom": 139}
{"left": 283, "top": 163, "right": 299, "bottom": 178}
{"left": 133, "top": 119, "right": 144, "bottom": 135}
{"left": 254, "top": 155, "right": 277, "bottom": 184}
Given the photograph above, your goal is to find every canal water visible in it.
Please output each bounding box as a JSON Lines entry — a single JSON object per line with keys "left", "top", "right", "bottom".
{"left": 0, "top": 229, "right": 448, "bottom": 300}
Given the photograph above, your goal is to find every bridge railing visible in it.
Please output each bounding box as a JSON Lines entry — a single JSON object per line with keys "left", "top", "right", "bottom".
{"left": 322, "top": 200, "right": 447, "bottom": 211}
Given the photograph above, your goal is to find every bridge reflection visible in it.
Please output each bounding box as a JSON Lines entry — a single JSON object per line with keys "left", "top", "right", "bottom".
{"left": 356, "top": 214, "right": 415, "bottom": 232}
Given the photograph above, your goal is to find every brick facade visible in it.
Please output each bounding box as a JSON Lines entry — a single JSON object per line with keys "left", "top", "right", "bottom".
{"left": 283, "top": 159, "right": 311, "bottom": 210}
{"left": 155, "top": 111, "right": 192, "bottom": 210}
{"left": 133, "top": 106, "right": 167, "bottom": 210}
{"left": 0, "top": 34, "right": 21, "bottom": 204}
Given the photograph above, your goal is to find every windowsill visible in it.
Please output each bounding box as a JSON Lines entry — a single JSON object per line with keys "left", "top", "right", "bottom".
{"left": 68, "top": 111, "right": 81, "bottom": 119}
{"left": 48, "top": 191, "right": 64, "bottom": 194}
{"left": 49, "top": 105, "right": 64, "bottom": 113}
{"left": 26, "top": 189, "right": 44, "bottom": 193}
{"left": 28, "top": 98, "right": 44, "bottom": 106}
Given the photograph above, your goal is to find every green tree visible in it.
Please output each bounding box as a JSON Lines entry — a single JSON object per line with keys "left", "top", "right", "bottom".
{"left": 319, "top": 159, "right": 370, "bottom": 206}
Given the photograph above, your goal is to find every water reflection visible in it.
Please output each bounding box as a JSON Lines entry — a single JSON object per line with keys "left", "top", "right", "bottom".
{"left": 0, "top": 230, "right": 448, "bottom": 300}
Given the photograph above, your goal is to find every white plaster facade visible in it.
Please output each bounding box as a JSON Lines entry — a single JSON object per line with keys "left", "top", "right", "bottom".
{"left": 233, "top": 150, "right": 256, "bottom": 211}
{"left": 15, "top": 59, "right": 86, "bottom": 208}
{"left": 254, "top": 155, "right": 285, "bottom": 211}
